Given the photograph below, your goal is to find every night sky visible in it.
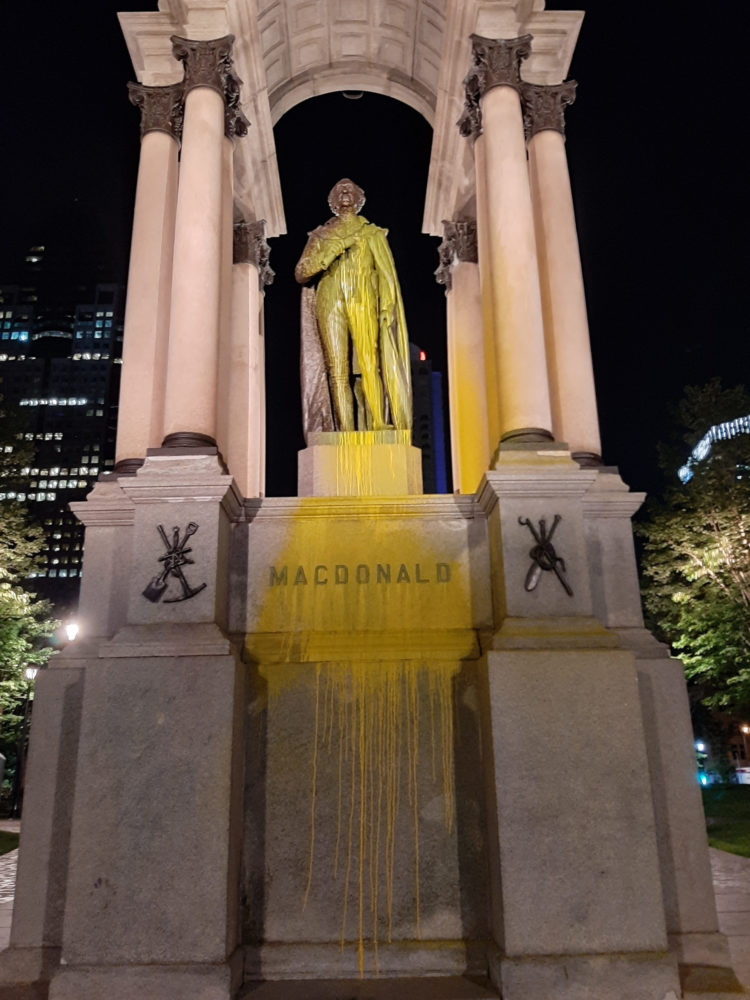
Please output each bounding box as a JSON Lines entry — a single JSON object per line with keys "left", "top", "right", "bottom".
{"left": 2, "top": 1, "right": 747, "bottom": 498}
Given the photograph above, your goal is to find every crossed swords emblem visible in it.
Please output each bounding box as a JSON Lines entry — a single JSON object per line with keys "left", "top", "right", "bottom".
{"left": 518, "top": 514, "right": 573, "bottom": 596}
{"left": 142, "top": 522, "right": 207, "bottom": 604}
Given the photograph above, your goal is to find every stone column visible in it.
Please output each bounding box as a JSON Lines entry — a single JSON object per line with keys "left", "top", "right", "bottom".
{"left": 115, "top": 84, "right": 182, "bottom": 474}
{"left": 459, "top": 35, "right": 553, "bottom": 449}
{"left": 161, "top": 35, "right": 242, "bottom": 448}
{"left": 215, "top": 85, "right": 249, "bottom": 472}
{"left": 435, "top": 219, "right": 489, "bottom": 493}
{"left": 227, "top": 221, "right": 273, "bottom": 497}
{"left": 524, "top": 81, "right": 602, "bottom": 465}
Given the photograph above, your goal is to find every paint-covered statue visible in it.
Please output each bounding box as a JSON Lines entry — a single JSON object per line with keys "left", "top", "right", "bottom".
{"left": 295, "top": 178, "right": 412, "bottom": 436}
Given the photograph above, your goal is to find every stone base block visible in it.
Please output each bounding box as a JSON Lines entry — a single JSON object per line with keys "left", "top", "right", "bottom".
{"left": 670, "top": 933, "right": 736, "bottom": 972}
{"left": 237, "top": 975, "right": 500, "bottom": 999}
{"left": 491, "top": 951, "right": 682, "bottom": 1000}
{"left": 245, "top": 941, "right": 486, "bottom": 981}
{"left": 0, "top": 983, "right": 48, "bottom": 1000}
{"left": 48, "top": 956, "right": 242, "bottom": 1000}
{"left": 482, "top": 647, "right": 669, "bottom": 956}
{"left": 298, "top": 431, "right": 423, "bottom": 496}
{"left": 0, "top": 945, "right": 59, "bottom": 989}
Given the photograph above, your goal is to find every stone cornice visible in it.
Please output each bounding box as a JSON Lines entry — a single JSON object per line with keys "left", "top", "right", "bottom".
{"left": 434, "top": 219, "right": 478, "bottom": 292}
{"left": 127, "top": 82, "right": 184, "bottom": 142}
{"left": 233, "top": 220, "right": 275, "bottom": 287}
{"left": 522, "top": 79, "right": 577, "bottom": 139}
{"left": 69, "top": 479, "right": 135, "bottom": 528}
{"left": 242, "top": 493, "right": 480, "bottom": 522}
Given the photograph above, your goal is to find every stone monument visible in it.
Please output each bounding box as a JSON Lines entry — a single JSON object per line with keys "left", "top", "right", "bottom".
{"left": 0, "top": 2, "right": 743, "bottom": 999}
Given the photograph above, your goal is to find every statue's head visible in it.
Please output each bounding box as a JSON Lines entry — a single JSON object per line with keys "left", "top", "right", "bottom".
{"left": 328, "top": 178, "right": 366, "bottom": 216}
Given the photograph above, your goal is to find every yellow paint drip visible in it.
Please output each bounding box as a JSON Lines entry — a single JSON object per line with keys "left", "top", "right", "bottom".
{"left": 338, "top": 431, "right": 374, "bottom": 495}
{"left": 302, "top": 660, "right": 456, "bottom": 975}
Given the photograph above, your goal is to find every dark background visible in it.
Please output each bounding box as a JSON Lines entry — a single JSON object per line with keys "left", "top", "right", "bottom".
{"left": 2, "top": 1, "right": 747, "bottom": 497}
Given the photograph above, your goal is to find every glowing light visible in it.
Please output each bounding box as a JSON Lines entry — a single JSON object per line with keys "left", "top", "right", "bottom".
{"left": 678, "top": 413, "right": 750, "bottom": 482}
{"left": 695, "top": 741, "right": 706, "bottom": 752}
{"left": 419, "top": 350, "right": 426, "bottom": 361}
{"left": 699, "top": 774, "right": 708, "bottom": 786}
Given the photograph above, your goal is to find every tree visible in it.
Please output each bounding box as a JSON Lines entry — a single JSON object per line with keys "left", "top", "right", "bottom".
{"left": 638, "top": 380, "right": 750, "bottom": 712}
{"left": 0, "top": 398, "right": 58, "bottom": 781}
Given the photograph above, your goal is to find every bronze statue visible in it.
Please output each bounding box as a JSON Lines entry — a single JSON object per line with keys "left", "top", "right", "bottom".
{"left": 295, "top": 179, "right": 412, "bottom": 435}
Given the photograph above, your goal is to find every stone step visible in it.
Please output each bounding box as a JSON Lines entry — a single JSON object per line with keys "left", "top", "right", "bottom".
{"left": 238, "top": 976, "right": 499, "bottom": 999}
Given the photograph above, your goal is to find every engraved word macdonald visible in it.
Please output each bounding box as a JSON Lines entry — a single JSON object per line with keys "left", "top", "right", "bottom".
{"left": 269, "top": 562, "right": 453, "bottom": 587}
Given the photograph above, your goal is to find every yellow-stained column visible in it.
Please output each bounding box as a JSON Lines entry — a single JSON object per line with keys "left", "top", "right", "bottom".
{"left": 227, "top": 221, "right": 273, "bottom": 498}
{"left": 459, "top": 35, "right": 553, "bottom": 450}
{"left": 472, "top": 141, "right": 500, "bottom": 452}
{"left": 161, "top": 35, "right": 241, "bottom": 448}
{"left": 435, "top": 219, "right": 489, "bottom": 493}
{"left": 114, "top": 84, "right": 182, "bottom": 473}
{"left": 524, "top": 81, "right": 602, "bottom": 465}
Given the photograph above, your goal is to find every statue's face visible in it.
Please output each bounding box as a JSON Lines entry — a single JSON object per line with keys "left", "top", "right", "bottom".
{"left": 328, "top": 179, "right": 365, "bottom": 216}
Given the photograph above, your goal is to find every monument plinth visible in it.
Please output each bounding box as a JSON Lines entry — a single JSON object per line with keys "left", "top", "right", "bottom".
{"left": 298, "top": 430, "right": 423, "bottom": 496}
{"left": 1, "top": 4, "right": 744, "bottom": 1000}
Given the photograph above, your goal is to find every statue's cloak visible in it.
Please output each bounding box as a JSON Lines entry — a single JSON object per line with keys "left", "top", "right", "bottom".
{"left": 299, "top": 218, "right": 412, "bottom": 439}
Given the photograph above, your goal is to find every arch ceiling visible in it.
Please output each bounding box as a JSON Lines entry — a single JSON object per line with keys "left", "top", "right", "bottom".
{"left": 120, "top": 0, "right": 582, "bottom": 235}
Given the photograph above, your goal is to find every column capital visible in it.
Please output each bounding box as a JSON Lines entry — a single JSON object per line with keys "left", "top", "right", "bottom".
{"left": 233, "top": 220, "right": 275, "bottom": 287}
{"left": 171, "top": 35, "right": 235, "bottom": 96}
{"left": 171, "top": 35, "right": 250, "bottom": 141}
{"left": 127, "top": 82, "right": 184, "bottom": 142}
{"left": 458, "top": 34, "right": 533, "bottom": 141}
{"left": 434, "top": 219, "right": 477, "bottom": 293}
{"left": 522, "top": 80, "right": 577, "bottom": 139}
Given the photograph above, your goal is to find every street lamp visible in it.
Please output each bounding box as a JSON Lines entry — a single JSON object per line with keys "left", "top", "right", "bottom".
{"left": 10, "top": 667, "right": 39, "bottom": 818}
{"left": 64, "top": 620, "right": 79, "bottom": 642}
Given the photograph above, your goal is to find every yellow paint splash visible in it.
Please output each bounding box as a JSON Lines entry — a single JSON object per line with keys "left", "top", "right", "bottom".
{"left": 302, "top": 660, "right": 456, "bottom": 975}
{"left": 332, "top": 430, "right": 412, "bottom": 495}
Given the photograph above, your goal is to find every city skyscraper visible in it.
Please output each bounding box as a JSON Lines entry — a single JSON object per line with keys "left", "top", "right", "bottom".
{"left": 0, "top": 249, "right": 124, "bottom": 606}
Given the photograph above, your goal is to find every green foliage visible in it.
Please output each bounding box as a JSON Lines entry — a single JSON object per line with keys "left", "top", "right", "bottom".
{"left": 639, "top": 379, "right": 750, "bottom": 712}
{"left": 0, "top": 398, "right": 58, "bottom": 755}
{"left": 702, "top": 786, "right": 750, "bottom": 857}
{"left": 0, "top": 831, "right": 19, "bottom": 856}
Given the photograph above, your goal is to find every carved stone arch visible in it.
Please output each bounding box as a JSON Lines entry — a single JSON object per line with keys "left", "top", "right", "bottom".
{"left": 119, "top": 0, "right": 584, "bottom": 235}
{"left": 270, "top": 69, "right": 436, "bottom": 127}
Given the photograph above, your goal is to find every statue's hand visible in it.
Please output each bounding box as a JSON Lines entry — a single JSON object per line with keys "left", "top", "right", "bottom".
{"left": 295, "top": 220, "right": 363, "bottom": 283}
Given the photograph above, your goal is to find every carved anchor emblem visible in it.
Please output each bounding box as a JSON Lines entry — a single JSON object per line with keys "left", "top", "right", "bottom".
{"left": 518, "top": 514, "right": 573, "bottom": 596}
{"left": 142, "top": 522, "right": 207, "bottom": 603}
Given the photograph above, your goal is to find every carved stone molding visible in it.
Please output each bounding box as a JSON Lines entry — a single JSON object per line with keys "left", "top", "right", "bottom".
{"left": 457, "top": 70, "right": 483, "bottom": 143}
{"left": 171, "top": 35, "right": 234, "bottom": 96}
{"left": 127, "top": 82, "right": 184, "bottom": 142}
{"left": 458, "top": 34, "right": 533, "bottom": 142}
{"left": 225, "top": 74, "right": 250, "bottom": 141}
{"left": 233, "top": 220, "right": 275, "bottom": 287}
{"left": 434, "top": 219, "right": 478, "bottom": 293}
{"left": 171, "top": 35, "right": 249, "bottom": 141}
{"left": 522, "top": 80, "right": 577, "bottom": 139}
